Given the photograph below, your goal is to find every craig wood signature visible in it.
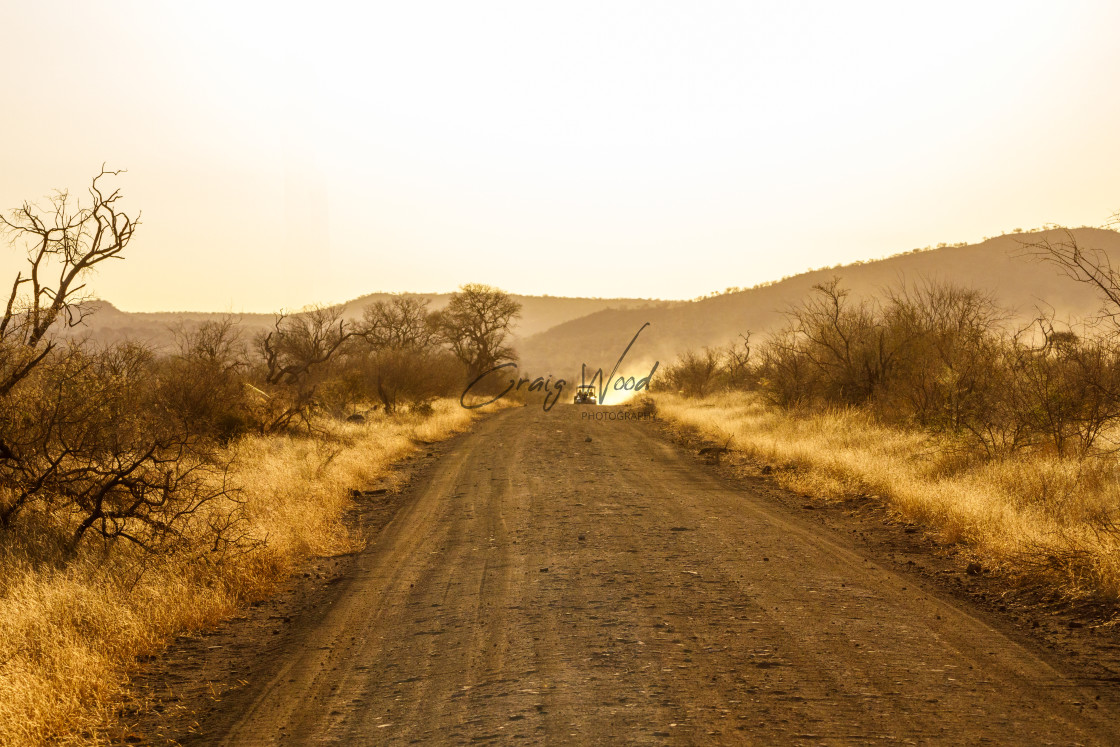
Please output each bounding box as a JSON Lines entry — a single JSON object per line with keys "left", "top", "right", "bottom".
{"left": 460, "top": 323, "right": 659, "bottom": 412}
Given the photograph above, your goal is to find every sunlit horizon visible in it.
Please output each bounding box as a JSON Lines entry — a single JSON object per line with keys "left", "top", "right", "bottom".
{"left": 3, "top": 1, "right": 1120, "bottom": 313}
{"left": 85, "top": 219, "right": 1117, "bottom": 316}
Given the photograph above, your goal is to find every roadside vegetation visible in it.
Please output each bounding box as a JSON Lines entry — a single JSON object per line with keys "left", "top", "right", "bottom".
{"left": 657, "top": 225, "right": 1120, "bottom": 608}
{"left": 0, "top": 171, "right": 520, "bottom": 744}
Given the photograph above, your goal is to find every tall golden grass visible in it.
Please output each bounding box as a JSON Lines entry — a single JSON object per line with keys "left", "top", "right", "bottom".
{"left": 0, "top": 399, "right": 497, "bottom": 745}
{"left": 656, "top": 391, "right": 1120, "bottom": 606}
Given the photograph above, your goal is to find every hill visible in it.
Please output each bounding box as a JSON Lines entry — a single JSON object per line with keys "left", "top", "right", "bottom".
{"left": 66, "top": 228, "right": 1120, "bottom": 381}
{"left": 516, "top": 228, "right": 1120, "bottom": 380}
{"left": 67, "top": 292, "right": 658, "bottom": 350}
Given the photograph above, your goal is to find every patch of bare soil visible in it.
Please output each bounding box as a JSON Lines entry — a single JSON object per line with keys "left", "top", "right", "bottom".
{"left": 124, "top": 406, "right": 1120, "bottom": 745}
{"left": 119, "top": 441, "right": 453, "bottom": 744}
{"left": 664, "top": 420, "right": 1120, "bottom": 694}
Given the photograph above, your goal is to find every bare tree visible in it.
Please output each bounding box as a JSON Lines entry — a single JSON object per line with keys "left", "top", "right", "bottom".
{"left": 255, "top": 306, "right": 355, "bottom": 431}
{"left": 777, "top": 278, "right": 901, "bottom": 405}
{"left": 356, "top": 297, "right": 456, "bottom": 412}
{"left": 0, "top": 171, "right": 251, "bottom": 557}
{"left": 1021, "top": 229, "right": 1120, "bottom": 327}
{"left": 1014, "top": 227, "right": 1120, "bottom": 455}
{"left": 434, "top": 284, "right": 521, "bottom": 379}
{"left": 723, "top": 332, "right": 755, "bottom": 390}
{"left": 0, "top": 166, "right": 137, "bottom": 396}
{"left": 259, "top": 306, "right": 353, "bottom": 387}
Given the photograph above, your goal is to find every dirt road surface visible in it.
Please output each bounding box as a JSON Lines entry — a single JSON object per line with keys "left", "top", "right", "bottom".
{"left": 161, "top": 405, "right": 1120, "bottom": 745}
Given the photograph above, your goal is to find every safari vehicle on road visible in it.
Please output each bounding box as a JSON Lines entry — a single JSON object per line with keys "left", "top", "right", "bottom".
{"left": 573, "top": 384, "right": 597, "bottom": 405}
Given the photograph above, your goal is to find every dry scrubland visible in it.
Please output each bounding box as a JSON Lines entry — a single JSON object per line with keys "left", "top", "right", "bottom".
{"left": 2, "top": 170, "right": 1114, "bottom": 743}
{"left": 0, "top": 172, "right": 528, "bottom": 744}
{"left": 0, "top": 400, "right": 494, "bottom": 745}
{"left": 656, "top": 392, "right": 1120, "bottom": 607}
{"left": 657, "top": 233, "right": 1120, "bottom": 611}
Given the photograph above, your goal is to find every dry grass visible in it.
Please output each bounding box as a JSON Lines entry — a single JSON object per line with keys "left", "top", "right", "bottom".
{"left": 0, "top": 399, "right": 500, "bottom": 746}
{"left": 656, "top": 391, "right": 1120, "bottom": 605}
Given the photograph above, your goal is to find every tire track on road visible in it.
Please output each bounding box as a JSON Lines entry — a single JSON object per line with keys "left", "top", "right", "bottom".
{"left": 199, "top": 406, "right": 1120, "bottom": 745}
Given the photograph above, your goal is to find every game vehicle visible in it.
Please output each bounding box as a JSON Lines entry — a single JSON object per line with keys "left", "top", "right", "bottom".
{"left": 573, "top": 384, "right": 597, "bottom": 405}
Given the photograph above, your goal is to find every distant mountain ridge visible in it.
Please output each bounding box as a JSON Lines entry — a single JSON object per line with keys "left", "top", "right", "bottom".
{"left": 72, "top": 292, "right": 659, "bottom": 349}
{"left": 71, "top": 228, "right": 1120, "bottom": 380}
{"left": 516, "top": 228, "right": 1120, "bottom": 378}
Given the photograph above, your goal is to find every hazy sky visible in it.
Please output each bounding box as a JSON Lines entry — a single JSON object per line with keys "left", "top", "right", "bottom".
{"left": 3, "top": 1, "right": 1120, "bottom": 312}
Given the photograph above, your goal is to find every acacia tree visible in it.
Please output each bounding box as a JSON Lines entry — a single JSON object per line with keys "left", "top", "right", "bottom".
{"left": 434, "top": 284, "right": 521, "bottom": 380}
{"left": 362, "top": 296, "right": 435, "bottom": 350}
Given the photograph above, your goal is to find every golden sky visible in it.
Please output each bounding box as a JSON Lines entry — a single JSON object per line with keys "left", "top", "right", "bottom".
{"left": 2, "top": 1, "right": 1120, "bottom": 312}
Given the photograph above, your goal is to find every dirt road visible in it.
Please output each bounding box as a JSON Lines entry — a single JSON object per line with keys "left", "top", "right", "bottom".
{"left": 178, "top": 405, "right": 1120, "bottom": 745}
